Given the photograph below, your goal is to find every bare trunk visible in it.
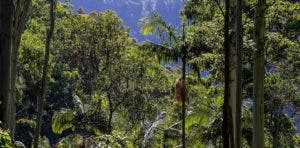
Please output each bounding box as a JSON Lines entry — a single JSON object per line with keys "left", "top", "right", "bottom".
{"left": 229, "top": 0, "right": 238, "bottom": 147}
{"left": 235, "top": 0, "right": 243, "bottom": 147}
{"left": 181, "top": 21, "right": 187, "bottom": 148}
{"left": 253, "top": 0, "right": 266, "bottom": 146}
{"left": 223, "top": 0, "right": 234, "bottom": 147}
{"left": 33, "top": 0, "right": 55, "bottom": 147}
{"left": 272, "top": 109, "right": 280, "bottom": 148}
{"left": 181, "top": 56, "right": 186, "bottom": 148}
{"left": 10, "top": 0, "right": 31, "bottom": 137}
{"left": 0, "top": 0, "right": 14, "bottom": 132}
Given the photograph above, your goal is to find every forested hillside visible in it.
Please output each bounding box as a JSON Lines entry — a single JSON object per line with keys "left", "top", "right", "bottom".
{"left": 0, "top": 0, "right": 299, "bottom": 147}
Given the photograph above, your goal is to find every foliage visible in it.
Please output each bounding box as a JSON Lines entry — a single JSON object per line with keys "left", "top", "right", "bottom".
{"left": 0, "top": 129, "right": 12, "bottom": 148}
{"left": 52, "top": 109, "right": 75, "bottom": 134}
{"left": 8, "top": 0, "right": 300, "bottom": 147}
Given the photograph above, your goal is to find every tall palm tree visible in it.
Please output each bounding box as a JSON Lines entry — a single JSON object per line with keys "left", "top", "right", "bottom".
{"left": 140, "top": 13, "right": 189, "bottom": 148}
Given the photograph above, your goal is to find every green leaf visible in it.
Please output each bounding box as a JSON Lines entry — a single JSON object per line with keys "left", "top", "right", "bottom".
{"left": 52, "top": 109, "right": 75, "bottom": 134}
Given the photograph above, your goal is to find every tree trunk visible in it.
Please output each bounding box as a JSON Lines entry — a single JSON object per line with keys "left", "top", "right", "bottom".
{"left": 235, "top": 0, "right": 243, "bottom": 147}
{"left": 253, "top": 0, "right": 266, "bottom": 146}
{"left": 181, "top": 21, "right": 187, "bottom": 148}
{"left": 33, "top": 0, "right": 55, "bottom": 147}
{"left": 181, "top": 56, "right": 186, "bottom": 148}
{"left": 229, "top": 0, "right": 238, "bottom": 147}
{"left": 108, "top": 93, "right": 113, "bottom": 134}
{"left": 223, "top": 0, "right": 234, "bottom": 147}
{"left": 272, "top": 109, "right": 279, "bottom": 148}
{"left": 0, "top": 0, "right": 14, "bottom": 132}
{"left": 10, "top": 0, "right": 32, "bottom": 137}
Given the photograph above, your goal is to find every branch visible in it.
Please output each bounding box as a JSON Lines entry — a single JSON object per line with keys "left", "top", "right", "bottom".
{"left": 242, "top": 76, "right": 253, "bottom": 87}
{"left": 212, "top": 0, "right": 225, "bottom": 17}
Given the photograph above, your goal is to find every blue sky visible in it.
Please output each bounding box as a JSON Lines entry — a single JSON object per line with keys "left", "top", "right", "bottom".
{"left": 70, "top": 0, "right": 183, "bottom": 41}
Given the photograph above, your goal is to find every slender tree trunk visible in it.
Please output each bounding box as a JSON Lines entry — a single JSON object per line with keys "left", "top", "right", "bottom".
{"left": 0, "top": 0, "right": 14, "bottom": 132}
{"left": 235, "top": 0, "right": 243, "bottom": 147}
{"left": 181, "top": 56, "right": 186, "bottom": 148}
{"left": 10, "top": 0, "right": 32, "bottom": 137}
{"left": 33, "top": 0, "right": 55, "bottom": 147}
{"left": 228, "top": 0, "right": 238, "bottom": 147}
{"left": 223, "top": 0, "right": 234, "bottom": 147}
{"left": 181, "top": 21, "right": 187, "bottom": 148}
{"left": 272, "top": 109, "right": 279, "bottom": 148}
{"left": 253, "top": 0, "right": 266, "bottom": 146}
{"left": 108, "top": 93, "right": 113, "bottom": 134}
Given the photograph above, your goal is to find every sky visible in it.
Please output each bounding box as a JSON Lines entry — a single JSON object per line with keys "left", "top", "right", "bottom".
{"left": 70, "top": 0, "right": 183, "bottom": 41}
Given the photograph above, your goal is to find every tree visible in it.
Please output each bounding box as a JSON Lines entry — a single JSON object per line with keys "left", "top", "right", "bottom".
{"left": 5, "top": 0, "right": 299, "bottom": 147}
{"left": 0, "top": 0, "right": 14, "bottom": 133}
{"left": 235, "top": 0, "right": 243, "bottom": 147}
{"left": 141, "top": 13, "right": 190, "bottom": 148}
{"left": 222, "top": 0, "right": 234, "bottom": 146}
{"left": 0, "top": 0, "right": 31, "bottom": 138}
{"left": 253, "top": 0, "right": 266, "bottom": 147}
{"left": 33, "top": 0, "right": 56, "bottom": 147}
{"left": 61, "top": 10, "right": 134, "bottom": 134}
{"left": 10, "top": 0, "right": 32, "bottom": 137}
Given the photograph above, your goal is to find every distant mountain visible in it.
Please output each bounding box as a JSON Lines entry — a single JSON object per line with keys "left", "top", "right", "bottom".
{"left": 70, "top": 0, "right": 183, "bottom": 41}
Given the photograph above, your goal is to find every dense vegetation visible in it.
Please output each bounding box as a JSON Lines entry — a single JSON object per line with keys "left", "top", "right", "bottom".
{"left": 0, "top": 0, "right": 299, "bottom": 147}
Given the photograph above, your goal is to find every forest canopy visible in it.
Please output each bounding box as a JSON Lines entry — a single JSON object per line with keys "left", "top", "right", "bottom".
{"left": 0, "top": 0, "right": 299, "bottom": 147}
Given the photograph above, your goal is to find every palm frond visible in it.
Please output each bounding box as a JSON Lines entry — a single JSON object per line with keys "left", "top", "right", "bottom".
{"left": 185, "top": 112, "right": 210, "bottom": 133}
{"left": 52, "top": 109, "right": 75, "bottom": 134}
{"left": 140, "top": 41, "right": 180, "bottom": 62}
{"left": 140, "top": 13, "right": 179, "bottom": 44}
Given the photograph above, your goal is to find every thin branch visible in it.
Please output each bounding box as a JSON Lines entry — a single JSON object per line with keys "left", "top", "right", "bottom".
{"left": 212, "top": 0, "right": 225, "bottom": 17}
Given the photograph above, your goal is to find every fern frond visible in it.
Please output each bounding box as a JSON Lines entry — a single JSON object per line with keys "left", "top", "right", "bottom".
{"left": 17, "top": 118, "right": 36, "bottom": 128}
{"left": 52, "top": 109, "right": 75, "bottom": 134}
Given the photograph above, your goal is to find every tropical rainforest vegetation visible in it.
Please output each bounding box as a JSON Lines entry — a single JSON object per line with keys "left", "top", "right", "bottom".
{"left": 0, "top": 0, "right": 299, "bottom": 147}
